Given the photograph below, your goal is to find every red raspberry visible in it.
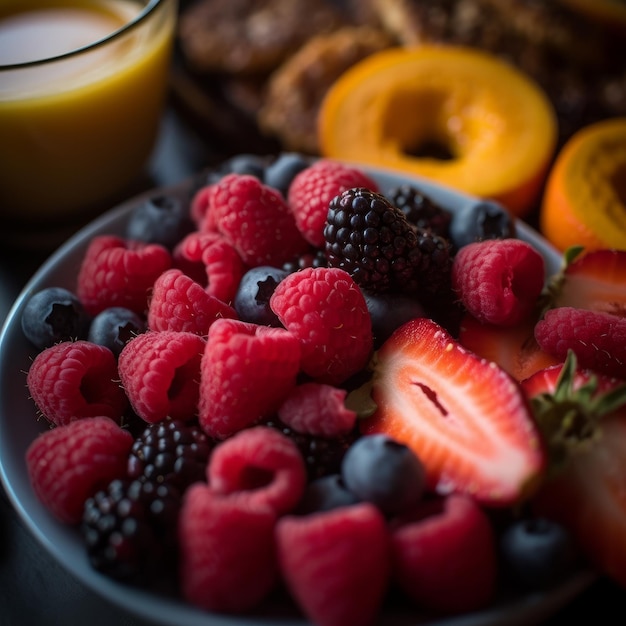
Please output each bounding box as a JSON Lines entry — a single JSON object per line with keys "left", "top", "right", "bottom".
{"left": 26, "top": 416, "right": 133, "bottom": 524}
{"left": 172, "top": 231, "right": 246, "bottom": 304}
{"left": 451, "top": 239, "right": 545, "bottom": 327}
{"left": 278, "top": 382, "right": 357, "bottom": 437}
{"left": 26, "top": 340, "right": 128, "bottom": 427}
{"left": 276, "top": 502, "right": 390, "bottom": 626}
{"left": 269, "top": 267, "right": 373, "bottom": 385}
{"left": 118, "top": 330, "right": 206, "bottom": 423}
{"left": 189, "top": 184, "right": 217, "bottom": 231}
{"left": 198, "top": 318, "right": 301, "bottom": 440}
{"left": 209, "top": 174, "right": 309, "bottom": 267}
{"left": 207, "top": 426, "right": 307, "bottom": 515}
{"left": 178, "top": 484, "right": 278, "bottom": 613}
{"left": 76, "top": 235, "right": 172, "bottom": 316}
{"left": 288, "top": 159, "right": 379, "bottom": 247}
{"left": 390, "top": 494, "right": 497, "bottom": 614}
{"left": 534, "top": 307, "right": 626, "bottom": 379}
{"left": 147, "top": 269, "right": 237, "bottom": 335}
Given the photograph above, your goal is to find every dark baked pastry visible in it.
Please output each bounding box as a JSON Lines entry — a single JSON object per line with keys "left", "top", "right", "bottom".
{"left": 258, "top": 26, "right": 393, "bottom": 154}
{"left": 178, "top": 0, "right": 345, "bottom": 76}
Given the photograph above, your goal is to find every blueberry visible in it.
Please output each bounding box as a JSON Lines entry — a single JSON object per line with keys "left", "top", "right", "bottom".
{"left": 126, "top": 194, "right": 194, "bottom": 249}
{"left": 234, "top": 266, "right": 288, "bottom": 326}
{"left": 88, "top": 307, "right": 147, "bottom": 357}
{"left": 264, "top": 152, "right": 310, "bottom": 197}
{"left": 500, "top": 517, "right": 578, "bottom": 590}
{"left": 297, "top": 474, "right": 361, "bottom": 514}
{"left": 364, "top": 292, "right": 426, "bottom": 348}
{"left": 341, "top": 434, "right": 426, "bottom": 516}
{"left": 449, "top": 200, "right": 516, "bottom": 249}
{"left": 21, "top": 287, "right": 90, "bottom": 349}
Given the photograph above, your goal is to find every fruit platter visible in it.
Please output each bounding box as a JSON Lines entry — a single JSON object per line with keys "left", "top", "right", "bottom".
{"left": 2, "top": 153, "right": 625, "bottom": 626}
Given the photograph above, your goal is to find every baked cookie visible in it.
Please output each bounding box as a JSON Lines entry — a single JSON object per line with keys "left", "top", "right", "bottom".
{"left": 258, "top": 26, "right": 393, "bottom": 154}
{"left": 178, "top": 0, "right": 345, "bottom": 76}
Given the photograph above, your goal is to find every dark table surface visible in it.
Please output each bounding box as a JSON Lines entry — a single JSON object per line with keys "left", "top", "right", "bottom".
{"left": 1, "top": 103, "right": 625, "bottom": 626}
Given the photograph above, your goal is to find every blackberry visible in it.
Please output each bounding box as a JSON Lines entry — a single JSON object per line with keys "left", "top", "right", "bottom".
{"left": 324, "top": 187, "right": 423, "bottom": 294}
{"left": 263, "top": 418, "right": 359, "bottom": 481}
{"left": 389, "top": 184, "right": 452, "bottom": 238}
{"left": 413, "top": 227, "right": 454, "bottom": 298}
{"left": 127, "top": 418, "right": 215, "bottom": 492}
{"left": 81, "top": 478, "right": 180, "bottom": 584}
{"left": 282, "top": 249, "right": 328, "bottom": 274}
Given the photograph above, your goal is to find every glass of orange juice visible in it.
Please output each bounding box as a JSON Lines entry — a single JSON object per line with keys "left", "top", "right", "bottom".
{"left": 0, "top": 0, "right": 177, "bottom": 238}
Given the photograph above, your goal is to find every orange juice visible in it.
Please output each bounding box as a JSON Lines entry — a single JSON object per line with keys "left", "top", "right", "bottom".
{"left": 0, "top": 0, "right": 177, "bottom": 222}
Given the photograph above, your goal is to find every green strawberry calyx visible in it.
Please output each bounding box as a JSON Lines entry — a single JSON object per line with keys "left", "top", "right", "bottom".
{"left": 530, "top": 350, "right": 626, "bottom": 476}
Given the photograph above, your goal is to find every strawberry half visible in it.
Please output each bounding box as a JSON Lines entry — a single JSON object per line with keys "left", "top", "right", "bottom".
{"left": 522, "top": 353, "right": 626, "bottom": 587}
{"left": 361, "top": 317, "right": 546, "bottom": 506}
{"left": 547, "top": 247, "right": 626, "bottom": 317}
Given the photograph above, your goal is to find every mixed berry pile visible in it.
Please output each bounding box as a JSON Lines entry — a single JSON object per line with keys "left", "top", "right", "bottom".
{"left": 19, "top": 154, "right": 626, "bottom": 625}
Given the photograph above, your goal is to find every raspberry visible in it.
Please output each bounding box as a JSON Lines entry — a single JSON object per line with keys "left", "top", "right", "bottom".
{"left": 277, "top": 382, "right": 357, "bottom": 438}
{"left": 276, "top": 503, "right": 390, "bottom": 626}
{"left": 76, "top": 235, "right": 172, "bottom": 316}
{"left": 26, "top": 340, "right": 128, "bottom": 427}
{"left": 21, "top": 287, "right": 90, "bottom": 350}
{"left": 263, "top": 417, "right": 358, "bottom": 481}
{"left": 324, "top": 187, "right": 423, "bottom": 294}
{"left": 198, "top": 318, "right": 302, "bottom": 440}
{"left": 269, "top": 267, "right": 373, "bottom": 385}
{"left": 26, "top": 416, "right": 133, "bottom": 524}
{"left": 178, "top": 484, "right": 278, "bottom": 613}
{"left": 209, "top": 173, "right": 309, "bottom": 267}
{"left": 147, "top": 269, "right": 237, "bottom": 335}
{"left": 81, "top": 478, "right": 181, "bottom": 583}
{"left": 288, "top": 159, "right": 379, "bottom": 247}
{"left": 189, "top": 184, "right": 216, "bottom": 231}
{"left": 172, "top": 231, "right": 246, "bottom": 304}
{"left": 389, "top": 495, "right": 497, "bottom": 614}
{"left": 534, "top": 307, "right": 626, "bottom": 379}
{"left": 207, "top": 426, "right": 307, "bottom": 515}
{"left": 388, "top": 184, "right": 452, "bottom": 238}
{"left": 127, "top": 418, "right": 215, "bottom": 491}
{"left": 118, "top": 330, "right": 206, "bottom": 423}
{"left": 452, "top": 239, "right": 545, "bottom": 327}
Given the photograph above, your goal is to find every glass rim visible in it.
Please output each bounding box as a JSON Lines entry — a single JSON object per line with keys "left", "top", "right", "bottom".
{"left": 0, "top": 0, "right": 165, "bottom": 71}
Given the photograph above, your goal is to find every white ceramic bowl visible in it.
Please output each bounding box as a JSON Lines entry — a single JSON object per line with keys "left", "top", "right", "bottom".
{"left": 0, "top": 165, "right": 593, "bottom": 626}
